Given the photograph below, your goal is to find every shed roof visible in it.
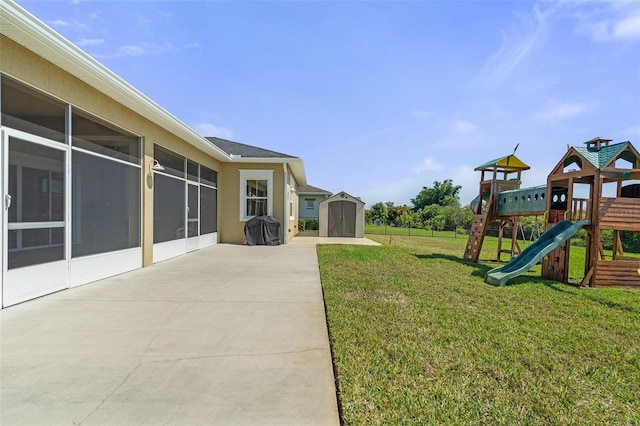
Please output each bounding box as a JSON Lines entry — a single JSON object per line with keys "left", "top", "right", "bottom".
{"left": 474, "top": 154, "right": 530, "bottom": 172}
{"left": 321, "top": 191, "right": 365, "bottom": 205}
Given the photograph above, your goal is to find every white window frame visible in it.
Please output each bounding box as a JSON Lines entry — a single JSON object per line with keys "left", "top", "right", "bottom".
{"left": 239, "top": 169, "right": 273, "bottom": 221}
{"left": 306, "top": 198, "right": 315, "bottom": 210}
{"left": 289, "top": 175, "right": 296, "bottom": 220}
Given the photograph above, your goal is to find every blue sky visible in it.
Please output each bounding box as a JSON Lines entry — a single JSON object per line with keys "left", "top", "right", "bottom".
{"left": 17, "top": 0, "right": 640, "bottom": 206}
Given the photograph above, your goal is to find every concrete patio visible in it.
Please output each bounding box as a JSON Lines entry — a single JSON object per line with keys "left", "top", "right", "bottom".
{"left": 0, "top": 239, "right": 380, "bottom": 425}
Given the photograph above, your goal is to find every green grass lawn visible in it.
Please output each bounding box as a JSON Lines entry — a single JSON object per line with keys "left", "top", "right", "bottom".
{"left": 318, "top": 234, "right": 640, "bottom": 425}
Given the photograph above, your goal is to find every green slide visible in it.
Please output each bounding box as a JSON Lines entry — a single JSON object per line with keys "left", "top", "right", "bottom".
{"left": 484, "top": 219, "right": 590, "bottom": 286}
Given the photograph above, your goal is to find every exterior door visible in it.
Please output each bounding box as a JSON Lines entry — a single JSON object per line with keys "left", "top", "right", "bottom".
{"left": 3, "top": 130, "right": 69, "bottom": 307}
{"left": 328, "top": 200, "right": 356, "bottom": 237}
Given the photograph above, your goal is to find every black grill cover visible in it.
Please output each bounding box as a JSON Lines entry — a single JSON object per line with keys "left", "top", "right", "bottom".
{"left": 244, "top": 215, "right": 282, "bottom": 246}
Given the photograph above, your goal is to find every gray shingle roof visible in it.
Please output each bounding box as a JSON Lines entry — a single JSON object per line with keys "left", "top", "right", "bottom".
{"left": 206, "top": 137, "right": 298, "bottom": 159}
{"left": 298, "top": 185, "right": 332, "bottom": 194}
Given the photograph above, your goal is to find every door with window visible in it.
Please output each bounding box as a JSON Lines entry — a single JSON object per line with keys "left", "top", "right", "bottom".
{"left": 3, "top": 130, "right": 69, "bottom": 307}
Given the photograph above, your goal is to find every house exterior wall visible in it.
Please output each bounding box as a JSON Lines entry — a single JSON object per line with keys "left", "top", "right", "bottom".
{"left": 218, "top": 162, "right": 299, "bottom": 244}
{"left": 285, "top": 164, "right": 300, "bottom": 242}
{"left": 1, "top": 13, "right": 305, "bottom": 307}
{"left": 1, "top": 35, "right": 224, "bottom": 265}
{"left": 298, "top": 194, "right": 328, "bottom": 219}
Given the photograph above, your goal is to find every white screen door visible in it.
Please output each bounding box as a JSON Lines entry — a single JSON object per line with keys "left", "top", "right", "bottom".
{"left": 3, "top": 130, "right": 69, "bottom": 307}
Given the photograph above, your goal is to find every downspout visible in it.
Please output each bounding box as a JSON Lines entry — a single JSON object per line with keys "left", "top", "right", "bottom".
{"left": 283, "top": 162, "right": 289, "bottom": 245}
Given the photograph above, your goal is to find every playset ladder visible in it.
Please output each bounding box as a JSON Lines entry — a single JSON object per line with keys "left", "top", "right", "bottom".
{"left": 464, "top": 214, "right": 489, "bottom": 262}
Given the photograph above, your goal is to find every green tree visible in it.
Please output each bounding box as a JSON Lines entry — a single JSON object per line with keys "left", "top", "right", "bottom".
{"left": 366, "top": 202, "right": 389, "bottom": 224}
{"left": 411, "top": 179, "right": 462, "bottom": 210}
{"left": 399, "top": 210, "right": 412, "bottom": 227}
{"left": 387, "top": 203, "right": 412, "bottom": 226}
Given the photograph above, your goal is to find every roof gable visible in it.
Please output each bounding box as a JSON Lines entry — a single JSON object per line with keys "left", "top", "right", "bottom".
{"left": 321, "top": 191, "right": 365, "bottom": 206}
{"left": 573, "top": 141, "right": 635, "bottom": 170}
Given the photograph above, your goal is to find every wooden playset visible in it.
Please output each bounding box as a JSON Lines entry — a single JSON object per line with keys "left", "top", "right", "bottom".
{"left": 464, "top": 137, "right": 640, "bottom": 288}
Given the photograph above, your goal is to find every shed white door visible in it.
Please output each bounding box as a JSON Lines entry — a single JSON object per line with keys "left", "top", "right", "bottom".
{"left": 328, "top": 200, "right": 356, "bottom": 237}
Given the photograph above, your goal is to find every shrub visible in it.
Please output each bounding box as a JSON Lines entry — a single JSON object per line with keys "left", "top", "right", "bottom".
{"left": 298, "top": 219, "right": 319, "bottom": 231}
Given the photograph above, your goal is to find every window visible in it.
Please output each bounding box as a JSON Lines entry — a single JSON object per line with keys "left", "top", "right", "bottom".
{"left": 73, "top": 109, "right": 140, "bottom": 164}
{"left": 1, "top": 75, "right": 66, "bottom": 143}
{"left": 240, "top": 170, "right": 273, "bottom": 221}
{"left": 306, "top": 199, "right": 315, "bottom": 209}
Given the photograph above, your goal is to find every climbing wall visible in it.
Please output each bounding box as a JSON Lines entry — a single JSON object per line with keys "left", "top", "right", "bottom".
{"left": 464, "top": 214, "right": 488, "bottom": 262}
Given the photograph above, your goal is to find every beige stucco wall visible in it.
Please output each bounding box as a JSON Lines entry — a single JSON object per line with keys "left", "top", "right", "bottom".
{"left": 1, "top": 35, "right": 223, "bottom": 265}
{"left": 219, "top": 162, "right": 300, "bottom": 244}
{"left": 286, "top": 163, "right": 300, "bottom": 242}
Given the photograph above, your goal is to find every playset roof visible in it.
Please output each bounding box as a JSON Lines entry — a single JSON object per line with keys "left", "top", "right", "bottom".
{"left": 474, "top": 154, "right": 530, "bottom": 172}
{"left": 572, "top": 140, "right": 637, "bottom": 170}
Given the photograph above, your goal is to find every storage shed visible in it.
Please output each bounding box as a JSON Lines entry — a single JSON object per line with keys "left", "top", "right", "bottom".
{"left": 319, "top": 192, "right": 365, "bottom": 238}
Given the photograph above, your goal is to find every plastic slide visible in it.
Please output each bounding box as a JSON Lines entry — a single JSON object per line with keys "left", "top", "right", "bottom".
{"left": 484, "top": 219, "right": 590, "bottom": 286}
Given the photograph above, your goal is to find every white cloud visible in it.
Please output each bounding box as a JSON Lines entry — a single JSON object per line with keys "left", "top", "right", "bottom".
{"left": 46, "top": 18, "right": 90, "bottom": 32}
{"left": 475, "top": 5, "right": 552, "bottom": 89}
{"left": 76, "top": 38, "right": 104, "bottom": 47}
{"left": 613, "top": 11, "right": 640, "bottom": 40}
{"left": 452, "top": 119, "right": 477, "bottom": 134}
{"left": 119, "top": 42, "right": 173, "bottom": 56}
{"left": 572, "top": 2, "right": 640, "bottom": 42}
{"left": 93, "top": 42, "right": 175, "bottom": 58}
{"left": 48, "top": 19, "right": 70, "bottom": 28}
{"left": 535, "top": 100, "right": 597, "bottom": 121}
{"left": 119, "top": 45, "right": 145, "bottom": 56}
{"left": 192, "top": 122, "right": 234, "bottom": 139}
{"left": 413, "top": 157, "right": 444, "bottom": 174}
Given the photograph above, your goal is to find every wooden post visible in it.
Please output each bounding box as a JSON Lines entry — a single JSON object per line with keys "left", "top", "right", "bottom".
{"left": 588, "top": 173, "right": 602, "bottom": 284}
